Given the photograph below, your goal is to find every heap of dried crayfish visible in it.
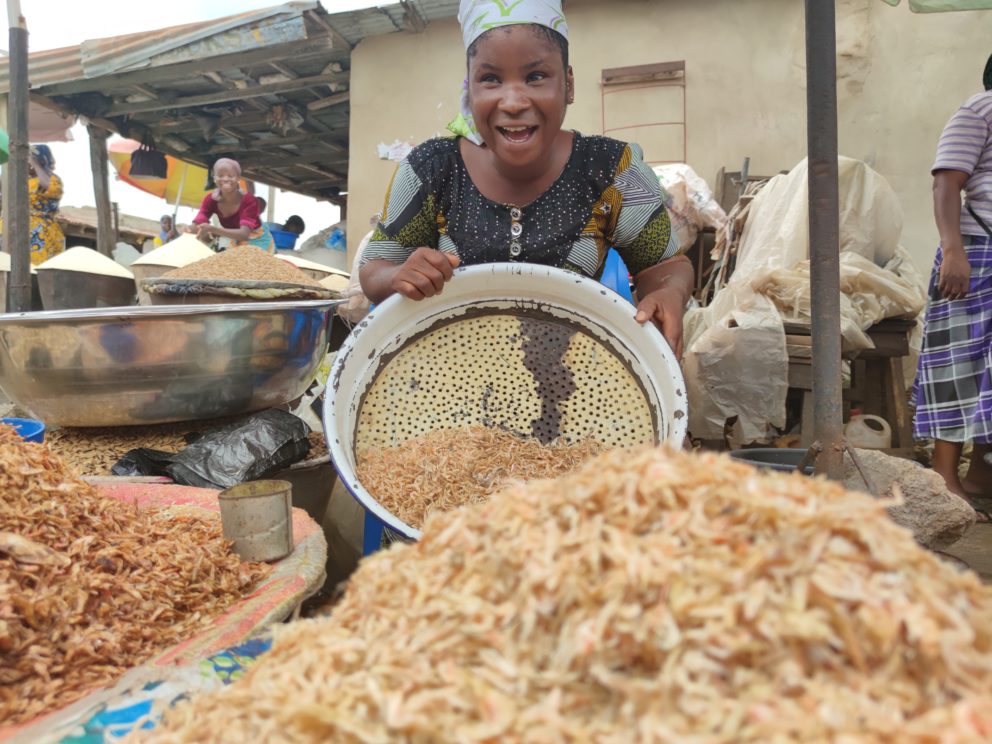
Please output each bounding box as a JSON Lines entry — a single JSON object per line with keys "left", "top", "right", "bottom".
{"left": 357, "top": 426, "right": 604, "bottom": 528}
{"left": 0, "top": 425, "right": 267, "bottom": 726}
{"left": 144, "top": 447, "right": 992, "bottom": 742}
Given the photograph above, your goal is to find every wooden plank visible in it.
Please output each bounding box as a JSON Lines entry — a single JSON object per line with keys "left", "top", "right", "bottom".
{"left": 602, "top": 60, "right": 684, "bottom": 86}
{"left": 858, "top": 332, "right": 909, "bottom": 358}
{"left": 268, "top": 62, "right": 298, "bottom": 79}
{"left": 106, "top": 71, "right": 349, "bottom": 116}
{"left": 87, "top": 125, "right": 114, "bottom": 258}
{"left": 883, "top": 357, "right": 913, "bottom": 449}
{"left": 307, "top": 91, "right": 350, "bottom": 112}
{"left": 205, "top": 132, "right": 346, "bottom": 156}
{"left": 787, "top": 344, "right": 813, "bottom": 359}
{"left": 788, "top": 361, "right": 813, "bottom": 390}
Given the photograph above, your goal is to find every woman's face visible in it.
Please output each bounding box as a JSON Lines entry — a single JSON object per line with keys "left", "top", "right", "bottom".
{"left": 214, "top": 164, "right": 240, "bottom": 194}
{"left": 467, "top": 25, "right": 573, "bottom": 174}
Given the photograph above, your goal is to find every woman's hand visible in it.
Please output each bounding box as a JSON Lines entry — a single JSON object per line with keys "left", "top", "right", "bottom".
{"left": 195, "top": 223, "right": 214, "bottom": 241}
{"left": 390, "top": 248, "right": 461, "bottom": 300}
{"left": 632, "top": 255, "right": 694, "bottom": 360}
{"left": 635, "top": 288, "right": 686, "bottom": 359}
{"left": 938, "top": 244, "right": 970, "bottom": 301}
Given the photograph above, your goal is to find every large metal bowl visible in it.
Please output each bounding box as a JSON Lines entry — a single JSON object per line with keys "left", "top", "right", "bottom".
{"left": 0, "top": 300, "right": 340, "bottom": 427}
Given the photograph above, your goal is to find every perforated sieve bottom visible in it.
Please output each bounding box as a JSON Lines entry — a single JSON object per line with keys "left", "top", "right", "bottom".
{"left": 355, "top": 310, "right": 656, "bottom": 452}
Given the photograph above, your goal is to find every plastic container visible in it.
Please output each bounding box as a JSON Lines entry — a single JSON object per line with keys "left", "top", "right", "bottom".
{"left": 729, "top": 448, "right": 813, "bottom": 475}
{"left": 270, "top": 228, "right": 299, "bottom": 251}
{"left": 844, "top": 414, "right": 891, "bottom": 449}
{"left": 2, "top": 417, "right": 45, "bottom": 443}
{"left": 218, "top": 480, "right": 294, "bottom": 562}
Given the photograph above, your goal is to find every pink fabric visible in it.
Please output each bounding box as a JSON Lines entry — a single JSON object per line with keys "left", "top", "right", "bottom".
{"left": 193, "top": 192, "right": 262, "bottom": 230}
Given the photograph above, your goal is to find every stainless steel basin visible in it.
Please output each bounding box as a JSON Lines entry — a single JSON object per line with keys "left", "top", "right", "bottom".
{"left": 0, "top": 300, "right": 341, "bottom": 426}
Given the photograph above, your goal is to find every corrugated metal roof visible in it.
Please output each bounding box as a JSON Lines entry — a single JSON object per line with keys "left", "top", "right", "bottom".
{"left": 0, "top": 44, "right": 83, "bottom": 95}
{"left": 0, "top": 1, "right": 321, "bottom": 94}
{"left": 328, "top": 1, "right": 458, "bottom": 46}
{"left": 0, "top": 1, "right": 459, "bottom": 94}
{"left": 81, "top": 2, "right": 317, "bottom": 78}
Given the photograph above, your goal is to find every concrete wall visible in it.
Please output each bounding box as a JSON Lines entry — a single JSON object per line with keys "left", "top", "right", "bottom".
{"left": 346, "top": 0, "right": 992, "bottom": 274}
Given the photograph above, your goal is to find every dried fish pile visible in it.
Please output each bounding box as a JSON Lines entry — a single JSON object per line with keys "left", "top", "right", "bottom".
{"left": 0, "top": 426, "right": 268, "bottom": 726}
{"left": 356, "top": 426, "right": 603, "bottom": 528}
{"left": 162, "top": 245, "right": 321, "bottom": 287}
{"left": 48, "top": 420, "right": 327, "bottom": 477}
{"left": 46, "top": 424, "right": 197, "bottom": 476}
{"left": 140, "top": 448, "right": 992, "bottom": 742}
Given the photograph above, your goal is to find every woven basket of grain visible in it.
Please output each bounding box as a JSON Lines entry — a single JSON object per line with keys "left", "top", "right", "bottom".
{"left": 144, "top": 246, "right": 340, "bottom": 305}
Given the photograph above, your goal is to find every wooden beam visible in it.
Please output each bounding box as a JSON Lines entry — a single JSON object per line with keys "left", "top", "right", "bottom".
{"left": 601, "top": 60, "right": 685, "bottom": 87}
{"left": 203, "top": 131, "right": 346, "bottom": 155}
{"left": 296, "top": 163, "right": 346, "bottom": 182}
{"left": 38, "top": 37, "right": 337, "bottom": 97}
{"left": 106, "top": 71, "right": 349, "bottom": 116}
{"left": 307, "top": 91, "right": 349, "bottom": 112}
{"left": 7, "top": 11, "right": 30, "bottom": 311}
{"left": 268, "top": 62, "right": 297, "bottom": 79}
{"left": 30, "top": 92, "right": 116, "bottom": 133}
{"left": 305, "top": 10, "right": 352, "bottom": 50}
{"left": 87, "top": 125, "right": 114, "bottom": 258}
{"left": 235, "top": 148, "right": 348, "bottom": 168}
{"left": 131, "top": 84, "right": 160, "bottom": 99}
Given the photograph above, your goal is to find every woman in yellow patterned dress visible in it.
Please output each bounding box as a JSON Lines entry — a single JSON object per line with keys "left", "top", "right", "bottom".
{"left": 26, "top": 145, "right": 65, "bottom": 265}
{"left": 0, "top": 145, "right": 66, "bottom": 265}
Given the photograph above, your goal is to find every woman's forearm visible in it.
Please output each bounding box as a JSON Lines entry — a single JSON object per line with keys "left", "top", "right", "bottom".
{"left": 210, "top": 226, "right": 251, "bottom": 242}
{"left": 633, "top": 255, "right": 694, "bottom": 304}
{"left": 359, "top": 259, "right": 403, "bottom": 304}
{"left": 933, "top": 170, "right": 968, "bottom": 252}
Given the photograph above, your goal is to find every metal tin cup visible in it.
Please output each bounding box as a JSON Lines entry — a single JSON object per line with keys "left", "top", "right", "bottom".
{"left": 218, "top": 480, "right": 294, "bottom": 562}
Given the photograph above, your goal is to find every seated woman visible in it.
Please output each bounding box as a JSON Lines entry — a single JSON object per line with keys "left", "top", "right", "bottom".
{"left": 187, "top": 158, "right": 274, "bottom": 252}
{"left": 359, "top": 0, "right": 693, "bottom": 356}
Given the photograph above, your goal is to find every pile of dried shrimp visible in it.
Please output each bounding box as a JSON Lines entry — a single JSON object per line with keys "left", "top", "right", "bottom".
{"left": 356, "top": 426, "right": 603, "bottom": 528}
{"left": 143, "top": 447, "right": 992, "bottom": 742}
{"left": 0, "top": 426, "right": 267, "bottom": 726}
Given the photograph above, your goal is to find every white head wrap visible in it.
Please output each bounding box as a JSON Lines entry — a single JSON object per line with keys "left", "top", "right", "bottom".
{"left": 450, "top": 0, "right": 569, "bottom": 145}
{"left": 458, "top": 0, "right": 568, "bottom": 49}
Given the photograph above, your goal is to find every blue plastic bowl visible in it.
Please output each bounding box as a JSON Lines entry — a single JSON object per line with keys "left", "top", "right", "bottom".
{"left": 270, "top": 228, "right": 299, "bottom": 251}
{"left": 2, "top": 417, "right": 46, "bottom": 443}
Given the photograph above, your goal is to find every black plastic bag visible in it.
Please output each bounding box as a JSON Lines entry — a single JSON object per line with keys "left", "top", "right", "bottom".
{"left": 111, "top": 409, "right": 310, "bottom": 489}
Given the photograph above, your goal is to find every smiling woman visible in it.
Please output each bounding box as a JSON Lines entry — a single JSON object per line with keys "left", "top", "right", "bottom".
{"left": 358, "top": 0, "right": 694, "bottom": 357}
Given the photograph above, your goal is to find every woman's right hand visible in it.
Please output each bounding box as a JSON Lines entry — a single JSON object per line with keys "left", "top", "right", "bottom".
{"left": 939, "top": 244, "right": 971, "bottom": 301}
{"left": 390, "top": 248, "right": 461, "bottom": 300}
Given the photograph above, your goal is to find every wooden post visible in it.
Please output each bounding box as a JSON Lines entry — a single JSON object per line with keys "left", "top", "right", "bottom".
{"left": 112, "top": 201, "right": 120, "bottom": 246}
{"left": 87, "top": 125, "right": 113, "bottom": 257}
{"left": 7, "top": 2, "right": 31, "bottom": 312}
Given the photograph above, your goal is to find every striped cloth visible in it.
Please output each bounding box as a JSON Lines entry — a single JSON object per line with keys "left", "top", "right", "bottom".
{"left": 932, "top": 90, "right": 992, "bottom": 237}
{"left": 913, "top": 234, "right": 992, "bottom": 443}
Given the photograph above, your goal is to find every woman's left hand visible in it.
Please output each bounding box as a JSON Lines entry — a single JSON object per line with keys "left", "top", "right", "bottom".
{"left": 635, "top": 288, "right": 685, "bottom": 360}
{"left": 195, "top": 224, "right": 214, "bottom": 241}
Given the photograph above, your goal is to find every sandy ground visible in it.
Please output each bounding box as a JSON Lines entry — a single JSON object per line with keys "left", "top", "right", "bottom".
{"left": 945, "top": 524, "right": 992, "bottom": 581}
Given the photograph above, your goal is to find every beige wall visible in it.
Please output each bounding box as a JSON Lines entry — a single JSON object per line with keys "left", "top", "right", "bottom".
{"left": 347, "top": 0, "right": 992, "bottom": 274}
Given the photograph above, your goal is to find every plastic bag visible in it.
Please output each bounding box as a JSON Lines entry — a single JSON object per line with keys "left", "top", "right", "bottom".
{"left": 112, "top": 410, "right": 310, "bottom": 489}
{"left": 652, "top": 163, "right": 728, "bottom": 252}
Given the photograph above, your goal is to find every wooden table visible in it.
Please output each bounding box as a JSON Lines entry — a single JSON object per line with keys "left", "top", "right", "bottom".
{"left": 785, "top": 318, "right": 916, "bottom": 456}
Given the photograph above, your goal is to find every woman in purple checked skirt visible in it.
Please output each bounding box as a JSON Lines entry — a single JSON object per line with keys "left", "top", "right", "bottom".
{"left": 914, "top": 53, "right": 992, "bottom": 520}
